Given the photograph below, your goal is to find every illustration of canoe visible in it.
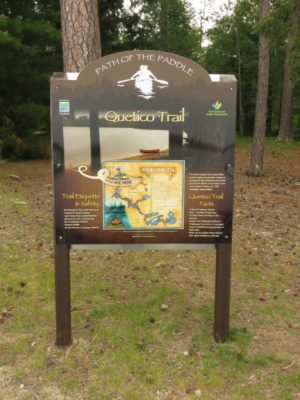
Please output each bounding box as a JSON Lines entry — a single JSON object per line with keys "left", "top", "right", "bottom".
{"left": 139, "top": 149, "right": 160, "bottom": 154}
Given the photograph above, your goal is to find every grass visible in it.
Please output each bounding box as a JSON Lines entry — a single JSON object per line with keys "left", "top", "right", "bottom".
{"left": 1, "top": 247, "right": 298, "bottom": 399}
{"left": 0, "top": 142, "right": 300, "bottom": 399}
{"left": 236, "top": 135, "right": 300, "bottom": 147}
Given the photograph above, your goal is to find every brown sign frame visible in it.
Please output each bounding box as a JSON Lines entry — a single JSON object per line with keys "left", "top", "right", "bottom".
{"left": 51, "top": 50, "right": 237, "bottom": 345}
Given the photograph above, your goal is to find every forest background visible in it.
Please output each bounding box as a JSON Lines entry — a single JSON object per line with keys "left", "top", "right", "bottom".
{"left": 1, "top": 2, "right": 300, "bottom": 399}
{"left": 0, "top": 0, "right": 299, "bottom": 161}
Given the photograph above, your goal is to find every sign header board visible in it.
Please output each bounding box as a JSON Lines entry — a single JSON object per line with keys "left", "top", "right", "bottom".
{"left": 51, "top": 50, "right": 236, "bottom": 247}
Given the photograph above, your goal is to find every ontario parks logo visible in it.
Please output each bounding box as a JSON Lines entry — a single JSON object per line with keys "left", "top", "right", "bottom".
{"left": 117, "top": 65, "right": 169, "bottom": 100}
{"left": 59, "top": 100, "right": 70, "bottom": 115}
{"left": 207, "top": 100, "right": 228, "bottom": 116}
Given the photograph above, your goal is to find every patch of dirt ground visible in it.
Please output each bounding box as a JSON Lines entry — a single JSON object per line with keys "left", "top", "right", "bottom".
{"left": 0, "top": 143, "right": 299, "bottom": 400}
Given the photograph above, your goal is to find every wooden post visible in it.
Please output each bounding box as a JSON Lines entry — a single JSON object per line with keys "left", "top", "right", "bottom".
{"left": 54, "top": 243, "right": 72, "bottom": 346}
{"left": 90, "top": 105, "right": 101, "bottom": 174}
{"left": 214, "top": 242, "right": 232, "bottom": 342}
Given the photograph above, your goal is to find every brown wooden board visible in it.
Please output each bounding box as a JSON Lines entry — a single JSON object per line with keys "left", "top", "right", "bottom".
{"left": 51, "top": 50, "right": 237, "bottom": 247}
{"left": 51, "top": 51, "right": 237, "bottom": 345}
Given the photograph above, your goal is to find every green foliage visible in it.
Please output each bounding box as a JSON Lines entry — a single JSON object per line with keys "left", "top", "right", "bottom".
{"left": 120, "top": 0, "right": 200, "bottom": 61}
{"left": 203, "top": 0, "right": 300, "bottom": 138}
{"left": 203, "top": 0, "right": 259, "bottom": 135}
{"left": 0, "top": 0, "right": 62, "bottom": 159}
{"left": 1, "top": 135, "right": 43, "bottom": 160}
{"left": 265, "top": 0, "right": 300, "bottom": 137}
{"left": 0, "top": 0, "right": 202, "bottom": 159}
{"left": 99, "top": 0, "right": 125, "bottom": 55}
{"left": 1, "top": 0, "right": 300, "bottom": 160}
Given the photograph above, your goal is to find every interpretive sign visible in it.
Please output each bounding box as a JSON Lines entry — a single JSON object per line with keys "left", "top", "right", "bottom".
{"left": 51, "top": 50, "right": 236, "bottom": 247}
{"left": 51, "top": 51, "right": 237, "bottom": 346}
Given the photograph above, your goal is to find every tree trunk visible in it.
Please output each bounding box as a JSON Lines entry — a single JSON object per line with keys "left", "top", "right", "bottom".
{"left": 278, "top": 38, "right": 294, "bottom": 141}
{"left": 236, "top": 28, "right": 244, "bottom": 136}
{"left": 160, "top": 0, "right": 169, "bottom": 50}
{"left": 60, "top": 0, "right": 101, "bottom": 73}
{"left": 248, "top": 0, "right": 271, "bottom": 177}
{"left": 277, "top": 2, "right": 300, "bottom": 141}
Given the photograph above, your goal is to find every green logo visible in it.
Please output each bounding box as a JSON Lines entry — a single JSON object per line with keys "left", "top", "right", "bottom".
{"left": 207, "top": 100, "right": 228, "bottom": 117}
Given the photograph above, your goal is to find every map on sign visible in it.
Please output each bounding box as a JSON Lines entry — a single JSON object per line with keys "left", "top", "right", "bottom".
{"left": 102, "top": 161, "right": 184, "bottom": 230}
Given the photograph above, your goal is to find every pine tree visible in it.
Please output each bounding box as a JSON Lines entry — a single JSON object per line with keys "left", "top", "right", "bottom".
{"left": 0, "top": 0, "right": 62, "bottom": 158}
{"left": 277, "top": 0, "right": 300, "bottom": 140}
{"left": 248, "top": 0, "right": 271, "bottom": 177}
{"left": 60, "top": 0, "right": 101, "bottom": 72}
{"left": 203, "top": 0, "right": 259, "bottom": 135}
{"left": 123, "top": 0, "right": 200, "bottom": 60}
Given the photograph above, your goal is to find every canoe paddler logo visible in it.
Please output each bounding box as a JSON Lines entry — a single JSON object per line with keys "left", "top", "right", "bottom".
{"left": 117, "top": 65, "right": 169, "bottom": 99}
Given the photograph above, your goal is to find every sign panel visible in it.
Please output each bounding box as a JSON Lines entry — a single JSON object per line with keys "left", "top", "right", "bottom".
{"left": 51, "top": 50, "right": 236, "bottom": 246}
